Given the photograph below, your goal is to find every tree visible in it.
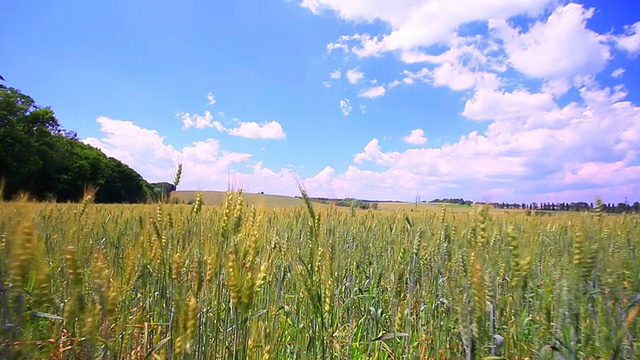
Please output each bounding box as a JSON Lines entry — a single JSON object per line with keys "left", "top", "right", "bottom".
{"left": 149, "top": 182, "right": 177, "bottom": 202}
{"left": 0, "top": 85, "right": 60, "bottom": 198}
{"left": 0, "top": 84, "right": 150, "bottom": 202}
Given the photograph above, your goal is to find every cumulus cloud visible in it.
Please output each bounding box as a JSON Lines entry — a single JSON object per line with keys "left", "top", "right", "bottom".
{"left": 346, "top": 67, "right": 365, "bottom": 84}
{"left": 340, "top": 98, "right": 352, "bottom": 116}
{"left": 79, "top": 117, "right": 373, "bottom": 198}
{"left": 80, "top": 2, "right": 640, "bottom": 202}
{"left": 403, "top": 129, "right": 428, "bottom": 145}
{"left": 180, "top": 111, "right": 285, "bottom": 139}
{"left": 354, "top": 138, "right": 400, "bottom": 166}
{"left": 492, "top": 3, "right": 611, "bottom": 79}
{"left": 292, "top": 1, "right": 640, "bottom": 202}
{"left": 303, "top": 0, "right": 553, "bottom": 58}
{"left": 358, "top": 85, "right": 386, "bottom": 98}
{"left": 359, "top": 82, "right": 638, "bottom": 201}
{"left": 430, "top": 62, "right": 477, "bottom": 90}
{"left": 615, "top": 21, "right": 640, "bottom": 54}
{"left": 462, "top": 87, "right": 557, "bottom": 121}
{"left": 83, "top": 117, "right": 252, "bottom": 186}
{"left": 402, "top": 62, "right": 501, "bottom": 91}
{"left": 180, "top": 111, "right": 225, "bottom": 130}
{"left": 309, "top": 1, "right": 625, "bottom": 88}
{"left": 542, "top": 78, "right": 571, "bottom": 98}
{"left": 85, "top": 78, "right": 640, "bottom": 202}
{"left": 295, "top": 78, "right": 640, "bottom": 202}
{"left": 227, "top": 121, "right": 286, "bottom": 140}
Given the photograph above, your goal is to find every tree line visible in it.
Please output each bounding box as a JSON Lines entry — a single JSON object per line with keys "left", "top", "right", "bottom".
{"left": 431, "top": 198, "right": 640, "bottom": 214}
{"left": 493, "top": 201, "right": 640, "bottom": 213}
{"left": 310, "top": 197, "right": 379, "bottom": 210}
{"left": 0, "top": 81, "right": 171, "bottom": 203}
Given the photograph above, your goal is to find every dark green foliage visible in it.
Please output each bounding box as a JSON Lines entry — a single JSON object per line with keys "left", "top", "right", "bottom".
{"left": 429, "top": 198, "right": 473, "bottom": 205}
{"left": 311, "top": 197, "right": 378, "bottom": 210}
{"left": 0, "top": 84, "right": 150, "bottom": 202}
{"left": 149, "top": 182, "right": 177, "bottom": 202}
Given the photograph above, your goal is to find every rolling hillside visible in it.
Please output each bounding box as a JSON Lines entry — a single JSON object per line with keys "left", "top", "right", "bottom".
{"left": 173, "top": 191, "right": 308, "bottom": 208}
{"left": 173, "top": 190, "right": 475, "bottom": 211}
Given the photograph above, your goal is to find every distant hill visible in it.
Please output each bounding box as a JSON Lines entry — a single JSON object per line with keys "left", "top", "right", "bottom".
{"left": 172, "top": 191, "right": 477, "bottom": 212}
{"left": 173, "top": 191, "right": 309, "bottom": 208}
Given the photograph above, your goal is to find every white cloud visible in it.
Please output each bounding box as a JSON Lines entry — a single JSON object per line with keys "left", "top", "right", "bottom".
{"left": 81, "top": 118, "right": 305, "bottom": 195}
{"left": 327, "top": 41, "right": 349, "bottom": 52}
{"left": 207, "top": 92, "right": 216, "bottom": 105}
{"left": 351, "top": 82, "right": 639, "bottom": 201}
{"left": 340, "top": 98, "right": 352, "bottom": 116}
{"left": 358, "top": 85, "right": 386, "bottom": 98}
{"left": 346, "top": 67, "right": 365, "bottom": 84}
{"left": 360, "top": 104, "right": 367, "bottom": 114}
{"left": 83, "top": 117, "right": 252, "bottom": 187}
{"left": 611, "top": 67, "right": 625, "bottom": 78}
{"left": 227, "top": 121, "right": 286, "bottom": 139}
{"left": 403, "top": 129, "right": 428, "bottom": 145}
{"left": 180, "top": 111, "right": 285, "bottom": 139}
{"left": 432, "top": 62, "right": 480, "bottom": 90}
{"left": 492, "top": 3, "right": 611, "bottom": 79}
{"left": 388, "top": 80, "right": 402, "bottom": 88}
{"left": 402, "top": 68, "right": 430, "bottom": 84}
{"left": 403, "top": 62, "right": 501, "bottom": 91}
{"left": 302, "top": 166, "right": 336, "bottom": 193}
{"left": 615, "top": 21, "right": 640, "bottom": 54}
{"left": 84, "top": 79, "right": 640, "bottom": 202}
{"left": 303, "top": 0, "right": 553, "bottom": 58}
{"left": 79, "top": 3, "right": 640, "bottom": 202}
{"left": 322, "top": 81, "right": 332, "bottom": 88}
{"left": 330, "top": 69, "right": 342, "bottom": 79}
{"left": 462, "top": 87, "right": 556, "bottom": 122}
{"left": 180, "top": 111, "right": 225, "bottom": 130}
{"left": 542, "top": 78, "right": 571, "bottom": 98}
{"left": 354, "top": 138, "right": 400, "bottom": 166}
{"left": 291, "top": 2, "right": 640, "bottom": 202}
{"left": 578, "top": 82, "right": 627, "bottom": 106}
{"left": 84, "top": 117, "right": 177, "bottom": 172}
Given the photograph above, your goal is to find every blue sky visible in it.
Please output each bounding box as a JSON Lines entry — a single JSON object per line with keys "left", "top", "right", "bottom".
{"left": 3, "top": 0, "right": 640, "bottom": 202}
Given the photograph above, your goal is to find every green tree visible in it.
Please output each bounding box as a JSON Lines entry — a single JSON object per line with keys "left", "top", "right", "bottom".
{"left": 0, "top": 84, "right": 150, "bottom": 202}
{"left": 0, "top": 85, "right": 60, "bottom": 198}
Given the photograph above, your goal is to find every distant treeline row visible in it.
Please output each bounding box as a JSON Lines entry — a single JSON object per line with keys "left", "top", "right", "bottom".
{"left": 310, "top": 197, "right": 379, "bottom": 210}
{"left": 428, "top": 198, "right": 474, "bottom": 206}
{"left": 430, "top": 198, "right": 640, "bottom": 213}
{"left": 492, "top": 201, "right": 640, "bottom": 213}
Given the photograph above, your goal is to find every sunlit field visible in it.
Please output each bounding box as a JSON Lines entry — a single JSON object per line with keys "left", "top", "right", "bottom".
{"left": 1, "top": 193, "right": 639, "bottom": 359}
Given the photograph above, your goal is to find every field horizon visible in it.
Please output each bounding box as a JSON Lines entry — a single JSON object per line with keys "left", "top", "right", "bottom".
{"left": 173, "top": 190, "right": 474, "bottom": 211}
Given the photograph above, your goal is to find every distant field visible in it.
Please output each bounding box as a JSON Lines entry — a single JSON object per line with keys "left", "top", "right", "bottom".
{"left": 174, "top": 191, "right": 486, "bottom": 213}
{"left": 376, "top": 201, "right": 474, "bottom": 212}
{"left": 174, "top": 190, "right": 310, "bottom": 208}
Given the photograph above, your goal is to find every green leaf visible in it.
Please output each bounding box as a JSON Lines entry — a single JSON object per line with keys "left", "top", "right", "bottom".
{"left": 372, "top": 332, "right": 409, "bottom": 341}
{"left": 32, "top": 311, "right": 64, "bottom": 320}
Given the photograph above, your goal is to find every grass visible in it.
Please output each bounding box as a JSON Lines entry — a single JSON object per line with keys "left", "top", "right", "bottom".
{"left": 0, "top": 193, "right": 639, "bottom": 359}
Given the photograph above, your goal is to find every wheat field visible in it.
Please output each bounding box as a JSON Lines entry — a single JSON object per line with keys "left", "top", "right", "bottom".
{"left": 0, "top": 192, "right": 638, "bottom": 359}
